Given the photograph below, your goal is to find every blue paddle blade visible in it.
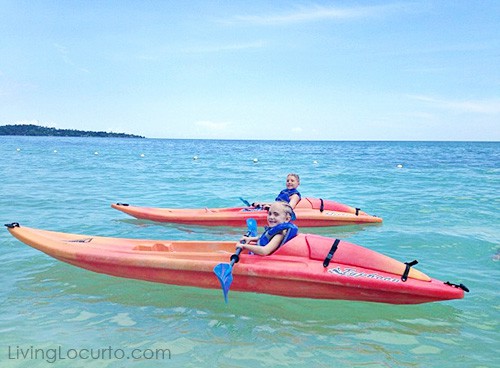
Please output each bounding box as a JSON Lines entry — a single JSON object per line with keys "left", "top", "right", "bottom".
{"left": 213, "top": 263, "right": 233, "bottom": 303}
{"left": 239, "top": 197, "right": 251, "bottom": 207}
{"left": 246, "top": 218, "right": 258, "bottom": 237}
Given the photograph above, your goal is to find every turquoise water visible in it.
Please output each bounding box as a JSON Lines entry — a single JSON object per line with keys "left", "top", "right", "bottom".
{"left": 0, "top": 137, "right": 498, "bottom": 367}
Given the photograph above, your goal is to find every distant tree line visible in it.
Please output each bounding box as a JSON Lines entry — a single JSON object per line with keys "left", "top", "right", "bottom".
{"left": 0, "top": 124, "right": 144, "bottom": 138}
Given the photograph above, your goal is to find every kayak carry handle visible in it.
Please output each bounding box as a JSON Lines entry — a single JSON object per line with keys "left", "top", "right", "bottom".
{"left": 445, "top": 282, "right": 470, "bottom": 292}
{"left": 401, "top": 260, "right": 418, "bottom": 282}
{"left": 4, "top": 223, "right": 20, "bottom": 229}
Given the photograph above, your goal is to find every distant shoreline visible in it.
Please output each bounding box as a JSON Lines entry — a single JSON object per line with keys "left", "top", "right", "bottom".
{"left": 0, "top": 124, "right": 144, "bottom": 138}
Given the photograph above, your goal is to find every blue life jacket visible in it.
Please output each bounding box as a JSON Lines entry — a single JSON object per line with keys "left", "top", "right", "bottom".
{"left": 275, "top": 188, "right": 301, "bottom": 203}
{"left": 257, "top": 222, "right": 299, "bottom": 248}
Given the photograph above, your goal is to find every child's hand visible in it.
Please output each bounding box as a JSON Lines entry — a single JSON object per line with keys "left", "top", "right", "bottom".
{"left": 236, "top": 242, "right": 246, "bottom": 251}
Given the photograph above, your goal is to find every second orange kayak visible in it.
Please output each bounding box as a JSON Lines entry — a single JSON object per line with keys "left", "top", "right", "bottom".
{"left": 111, "top": 197, "right": 382, "bottom": 227}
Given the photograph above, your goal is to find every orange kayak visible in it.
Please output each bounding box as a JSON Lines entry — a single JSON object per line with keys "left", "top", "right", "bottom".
{"left": 111, "top": 197, "right": 383, "bottom": 227}
{"left": 5, "top": 223, "right": 467, "bottom": 304}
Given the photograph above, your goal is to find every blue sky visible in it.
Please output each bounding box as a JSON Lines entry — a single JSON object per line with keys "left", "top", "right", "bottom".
{"left": 1, "top": 1, "right": 499, "bottom": 140}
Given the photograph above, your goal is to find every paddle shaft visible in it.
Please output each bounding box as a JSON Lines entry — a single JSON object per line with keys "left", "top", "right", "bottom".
{"left": 232, "top": 218, "right": 258, "bottom": 262}
{"left": 230, "top": 244, "right": 244, "bottom": 265}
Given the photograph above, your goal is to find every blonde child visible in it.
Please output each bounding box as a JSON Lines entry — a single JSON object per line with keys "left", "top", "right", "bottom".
{"left": 253, "top": 173, "right": 301, "bottom": 209}
{"left": 237, "top": 201, "right": 298, "bottom": 256}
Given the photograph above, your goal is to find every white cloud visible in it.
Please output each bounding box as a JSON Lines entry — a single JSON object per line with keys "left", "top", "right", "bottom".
{"left": 231, "top": 3, "right": 418, "bottom": 25}
{"left": 291, "top": 127, "right": 303, "bottom": 133}
{"left": 409, "top": 95, "right": 500, "bottom": 114}
{"left": 53, "top": 43, "right": 90, "bottom": 73}
{"left": 195, "top": 120, "right": 231, "bottom": 131}
{"left": 184, "top": 41, "right": 268, "bottom": 53}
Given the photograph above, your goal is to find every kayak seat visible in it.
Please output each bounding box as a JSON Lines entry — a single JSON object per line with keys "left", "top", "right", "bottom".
{"left": 133, "top": 243, "right": 172, "bottom": 252}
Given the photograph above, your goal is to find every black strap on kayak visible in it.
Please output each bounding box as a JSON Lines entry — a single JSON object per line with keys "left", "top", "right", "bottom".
{"left": 323, "top": 239, "right": 340, "bottom": 267}
{"left": 444, "top": 281, "right": 470, "bottom": 292}
{"left": 401, "top": 260, "right": 418, "bottom": 282}
{"left": 355, "top": 208, "right": 360, "bottom": 216}
{"left": 4, "top": 222, "right": 20, "bottom": 228}
{"left": 319, "top": 198, "right": 324, "bottom": 212}
{"left": 116, "top": 203, "right": 129, "bottom": 206}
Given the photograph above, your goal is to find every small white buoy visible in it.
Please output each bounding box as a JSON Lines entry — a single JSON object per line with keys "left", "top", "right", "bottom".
{"left": 313, "top": 160, "right": 318, "bottom": 165}
{"left": 253, "top": 158, "right": 258, "bottom": 163}
{"left": 140, "top": 153, "right": 145, "bottom": 157}
{"left": 16, "top": 148, "right": 21, "bottom": 152}
{"left": 94, "top": 151, "right": 99, "bottom": 155}
{"left": 193, "top": 155, "right": 198, "bottom": 160}
{"left": 397, "top": 164, "right": 403, "bottom": 168}
{"left": 53, "top": 150, "right": 58, "bottom": 153}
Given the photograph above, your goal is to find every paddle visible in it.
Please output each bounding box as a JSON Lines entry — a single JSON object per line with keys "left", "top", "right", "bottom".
{"left": 239, "top": 197, "right": 251, "bottom": 207}
{"left": 213, "top": 218, "right": 258, "bottom": 303}
{"left": 239, "top": 197, "right": 265, "bottom": 210}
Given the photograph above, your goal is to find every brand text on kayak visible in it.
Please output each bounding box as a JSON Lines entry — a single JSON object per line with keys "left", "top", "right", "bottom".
{"left": 328, "top": 267, "right": 401, "bottom": 283}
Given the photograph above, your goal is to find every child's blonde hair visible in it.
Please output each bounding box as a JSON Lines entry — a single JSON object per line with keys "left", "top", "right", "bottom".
{"left": 271, "top": 201, "right": 295, "bottom": 219}
{"left": 287, "top": 173, "right": 300, "bottom": 183}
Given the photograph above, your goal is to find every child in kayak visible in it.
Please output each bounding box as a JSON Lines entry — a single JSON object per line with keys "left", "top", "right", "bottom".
{"left": 237, "top": 201, "right": 298, "bottom": 256}
{"left": 253, "top": 173, "right": 301, "bottom": 209}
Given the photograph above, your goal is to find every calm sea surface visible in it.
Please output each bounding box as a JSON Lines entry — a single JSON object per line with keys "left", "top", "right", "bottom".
{"left": 0, "top": 137, "right": 498, "bottom": 367}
